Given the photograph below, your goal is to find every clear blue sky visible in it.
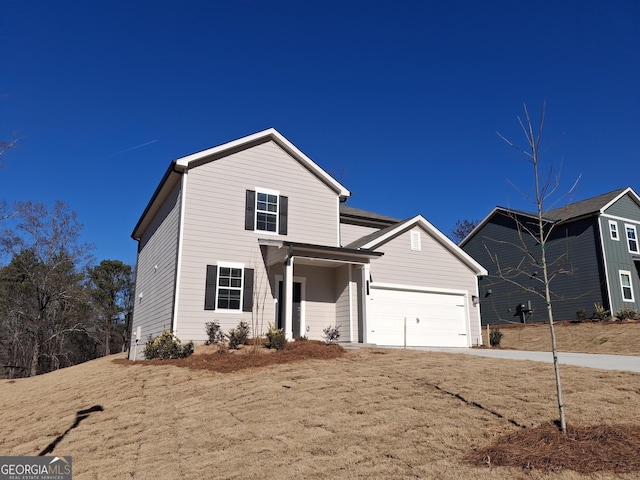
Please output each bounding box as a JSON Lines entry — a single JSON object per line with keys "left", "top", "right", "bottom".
{"left": 1, "top": 0, "right": 638, "bottom": 266}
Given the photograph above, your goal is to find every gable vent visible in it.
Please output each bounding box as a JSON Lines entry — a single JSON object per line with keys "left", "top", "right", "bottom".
{"left": 410, "top": 230, "right": 421, "bottom": 251}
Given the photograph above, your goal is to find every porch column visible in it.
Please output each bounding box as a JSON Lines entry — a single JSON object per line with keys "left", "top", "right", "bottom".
{"left": 361, "top": 263, "right": 371, "bottom": 344}
{"left": 283, "top": 256, "right": 294, "bottom": 340}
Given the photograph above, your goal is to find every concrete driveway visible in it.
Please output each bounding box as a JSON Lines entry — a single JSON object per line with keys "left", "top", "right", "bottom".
{"left": 346, "top": 344, "right": 640, "bottom": 373}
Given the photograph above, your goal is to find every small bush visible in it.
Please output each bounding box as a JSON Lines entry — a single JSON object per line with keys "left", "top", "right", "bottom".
{"left": 266, "top": 322, "right": 287, "bottom": 350}
{"left": 296, "top": 335, "right": 308, "bottom": 341}
{"left": 205, "top": 321, "right": 225, "bottom": 345}
{"left": 323, "top": 325, "right": 340, "bottom": 345}
{"left": 143, "top": 331, "right": 194, "bottom": 360}
{"left": 593, "top": 302, "right": 610, "bottom": 320}
{"left": 576, "top": 308, "right": 587, "bottom": 322}
{"left": 489, "top": 328, "right": 503, "bottom": 347}
{"left": 615, "top": 307, "right": 638, "bottom": 321}
{"left": 226, "top": 321, "right": 250, "bottom": 349}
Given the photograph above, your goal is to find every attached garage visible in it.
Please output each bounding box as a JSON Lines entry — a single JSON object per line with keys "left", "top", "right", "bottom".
{"left": 367, "top": 285, "right": 470, "bottom": 347}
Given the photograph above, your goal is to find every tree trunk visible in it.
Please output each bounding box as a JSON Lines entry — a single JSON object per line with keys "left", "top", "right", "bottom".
{"left": 30, "top": 340, "right": 40, "bottom": 377}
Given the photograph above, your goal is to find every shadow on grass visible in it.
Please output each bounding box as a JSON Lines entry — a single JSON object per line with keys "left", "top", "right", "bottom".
{"left": 39, "top": 405, "right": 104, "bottom": 456}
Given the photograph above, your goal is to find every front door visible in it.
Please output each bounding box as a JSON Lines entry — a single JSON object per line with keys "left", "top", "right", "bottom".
{"left": 278, "top": 281, "right": 302, "bottom": 337}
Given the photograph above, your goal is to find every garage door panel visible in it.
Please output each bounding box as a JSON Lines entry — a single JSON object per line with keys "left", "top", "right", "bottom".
{"left": 369, "top": 288, "right": 468, "bottom": 347}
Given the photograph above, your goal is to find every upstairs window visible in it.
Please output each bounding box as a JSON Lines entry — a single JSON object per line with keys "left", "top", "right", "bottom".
{"left": 625, "top": 224, "right": 638, "bottom": 253}
{"left": 245, "top": 189, "right": 288, "bottom": 235}
{"left": 620, "top": 270, "right": 634, "bottom": 302}
{"left": 256, "top": 192, "right": 278, "bottom": 232}
{"left": 609, "top": 220, "right": 619, "bottom": 241}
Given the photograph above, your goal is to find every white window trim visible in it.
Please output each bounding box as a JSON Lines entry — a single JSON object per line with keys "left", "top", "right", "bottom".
{"left": 255, "top": 187, "right": 280, "bottom": 235}
{"left": 216, "top": 261, "right": 245, "bottom": 312}
{"left": 625, "top": 224, "right": 639, "bottom": 253}
{"left": 410, "top": 230, "right": 421, "bottom": 251}
{"left": 619, "top": 270, "right": 635, "bottom": 302}
{"left": 609, "top": 220, "right": 619, "bottom": 241}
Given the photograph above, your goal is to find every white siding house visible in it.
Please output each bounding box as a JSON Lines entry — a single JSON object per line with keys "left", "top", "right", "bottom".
{"left": 129, "top": 129, "right": 486, "bottom": 358}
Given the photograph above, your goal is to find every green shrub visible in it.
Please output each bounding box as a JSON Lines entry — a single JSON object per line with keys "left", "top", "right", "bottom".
{"left": 323, "top": 325, "right": 340, "bottom": 345}
{"left": 575, "top": 308, "right": 587, "bottom": 322}
{"left": 143, "top": 331, "right": 194, "bottom": 360}
{"left": 266, "top": 322, "right": 287, "bottom": 350}
{"left": 296, "top": 335, "right": 308, "bottom": 341}
{"left": 205, "top": 321, "right": 225, "bottom": 345}
{"left": 226, "top": 321, "right": 250, "bottom": 349}
{"left": 489, "top": 328, "right": 503, "bottom": 347}
{"left": 615, "top": 307, "right": 637, "bottom": 321}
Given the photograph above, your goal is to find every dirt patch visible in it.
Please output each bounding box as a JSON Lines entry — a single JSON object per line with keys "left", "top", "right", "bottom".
{"left": 467, "top": 422, "right": 640, "bottom": 474}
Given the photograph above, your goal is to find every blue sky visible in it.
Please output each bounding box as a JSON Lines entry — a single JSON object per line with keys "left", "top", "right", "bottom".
{"left": 1, "top": 0, "right": 638, "bottom": 266}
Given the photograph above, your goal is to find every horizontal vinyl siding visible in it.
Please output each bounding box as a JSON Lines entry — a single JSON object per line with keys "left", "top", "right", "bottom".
{"left": 335, "top": 265, "right": 350, "bottom": 341}
{"left": 294, "top": 264, "right": 338, "bottom": 341}
{"left": 175, "top": 141, "right": 340, "bottom": 342}
{"left": 340, "top": 222, "right": 380, "bottom": 246}
{"left": 370, "top": 228, "right": 481, "bottom": 344}
{"left": 129, "top": 181, "right": 181, "bottom": 357}
{"left": 604, "top": 194, "right": 640, "bottom": 220}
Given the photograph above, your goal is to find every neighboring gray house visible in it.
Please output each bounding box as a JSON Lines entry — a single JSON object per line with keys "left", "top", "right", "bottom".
{"left": 129, "top": 129, "right": 486, "bottom": 358}
{"left": 460, "top": 188, "right": 640, "bottom": 325}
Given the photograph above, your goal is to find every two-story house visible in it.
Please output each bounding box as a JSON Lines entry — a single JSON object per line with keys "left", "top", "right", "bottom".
{"left": 460, "top": 188, "right": 640, "bottom": 325}
{"left": 128, "top": 129, "right": 487, "bottom": 358}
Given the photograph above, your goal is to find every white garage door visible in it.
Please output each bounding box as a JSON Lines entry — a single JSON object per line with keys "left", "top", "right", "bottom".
{"left": 368, "top": 287, "right": 469, "bottom": 347}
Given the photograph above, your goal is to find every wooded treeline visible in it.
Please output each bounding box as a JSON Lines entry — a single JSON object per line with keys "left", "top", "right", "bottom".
{"left": 0, "top": 201, "right": 134, "bottom": 378}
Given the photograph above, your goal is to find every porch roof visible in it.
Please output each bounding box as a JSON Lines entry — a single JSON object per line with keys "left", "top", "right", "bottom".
{"left": 259, "top": 239, "right": 383, "bottom": 267}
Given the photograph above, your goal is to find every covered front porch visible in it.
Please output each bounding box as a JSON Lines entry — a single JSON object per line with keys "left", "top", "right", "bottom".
{"left": 259, "top": 239, "right": 383, "bottom": 342}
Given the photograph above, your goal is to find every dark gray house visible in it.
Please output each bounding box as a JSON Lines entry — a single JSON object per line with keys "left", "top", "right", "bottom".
{"left": 460, "top": 188, "right": 640, "bottom": 325}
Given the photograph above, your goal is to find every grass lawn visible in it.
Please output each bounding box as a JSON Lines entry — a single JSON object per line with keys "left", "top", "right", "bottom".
{"left": 1, "top": 322, "right": 639, "bottom": 479}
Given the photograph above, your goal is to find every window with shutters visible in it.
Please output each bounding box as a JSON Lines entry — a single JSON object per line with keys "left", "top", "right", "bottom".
{"left": 204, "top": 263, "right": 254, "bottom": 312}
{"left": 245, "top": 188, "right": 288, "bottom": 235}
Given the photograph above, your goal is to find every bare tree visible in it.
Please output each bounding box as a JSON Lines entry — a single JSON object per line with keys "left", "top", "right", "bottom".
{"left": 451, "top": 219, "right": 480, "bottom": 244}
{"left": 0, "top": 201, "right": 94, "bottom": 376}
{"left": 489, "top": 102, "right": 573, "bottom": 434}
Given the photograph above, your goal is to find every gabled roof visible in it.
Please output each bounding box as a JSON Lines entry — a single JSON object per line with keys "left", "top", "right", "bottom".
{"left": 348, "top": 215, "right": 488, "bottom": 276}
{"left": 339, "top": 205, "right": 401, "bottom": 227}
{"left": 460, "top": 187, "right": 640, "bottom": 247}
{"left": 132, "top": 128, "right": 350, "bottom": 240}
{"left": 546, "top": 188, "right": 636, "bottom": 221}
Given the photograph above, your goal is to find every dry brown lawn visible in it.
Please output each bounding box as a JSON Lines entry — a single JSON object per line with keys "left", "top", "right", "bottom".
{"left": 484, "top": 319, "right": 640, "bottom": 356}
{"left": 2, "top": 335, "right": 640, "bottom": 479}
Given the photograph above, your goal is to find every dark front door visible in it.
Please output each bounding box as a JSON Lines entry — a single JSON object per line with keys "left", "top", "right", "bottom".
{"left": 278, "top": 281, "right": 302, "bottom": 337}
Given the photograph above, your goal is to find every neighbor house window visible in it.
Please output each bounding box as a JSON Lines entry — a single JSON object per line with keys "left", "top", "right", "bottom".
{"left": 245, "top": 189, "right": 288, "bottom": 235}
{"left": 620, "top": 270, "right": 634, "bottom": 302}
{"left": 609, "top": 220, "right": 619, "bottom": 240}
{"left": 625, "top": 224, "right": 638, "bottom": 253}
{"left": 204, "top": 263, "right": 254, "bottom": 312}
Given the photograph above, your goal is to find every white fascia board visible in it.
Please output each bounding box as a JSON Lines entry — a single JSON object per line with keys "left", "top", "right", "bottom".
{"left": 174, "top": 128, "right": 351, "bottom": 199}
{"left": 600, "top": 187, "right": 640, "bottom": 213}
{"left": 362, "top": 215, "right": 488, "bottom": 276}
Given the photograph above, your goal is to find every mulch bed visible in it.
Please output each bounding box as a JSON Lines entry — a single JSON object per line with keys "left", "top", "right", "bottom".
{"left": 113, "top": 340, "right": 345, "bottom": 374}
{"left": 466, "top": 422, "right": 640, "bottom": 474}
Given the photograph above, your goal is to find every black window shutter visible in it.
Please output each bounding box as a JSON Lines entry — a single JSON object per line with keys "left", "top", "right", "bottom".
{"left": 279, "top": 195, "right": 288, "bottom": 235}
{"left": 245, "top": 190, "right": 255, "bottom": 230}
{"left": 242, "top": 268, "right": 254, "bottom": 312}
{"left": 204, "top": 265, "right": 218, "bottom": 310}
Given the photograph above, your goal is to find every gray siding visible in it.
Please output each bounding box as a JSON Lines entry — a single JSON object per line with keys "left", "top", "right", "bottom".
{"left": 174, "top": 140, "right": 341, "bottom": 342}
{"left": 129, "top": 181, "right": 181, "bottom": 358}
{"left": 463, "top": 213, "right": 606, "bottom": 325}
{"left": 370, "top": 227, "right": 482, "bottom": 344}
{"left": 295, "top": 264, "right": 339, "bottom": 341}
{"left": 600, "top": 193, "right": 640, "bottom": 314}
{"left": 335, "top": 265, "right": 351, "bottom": 341}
